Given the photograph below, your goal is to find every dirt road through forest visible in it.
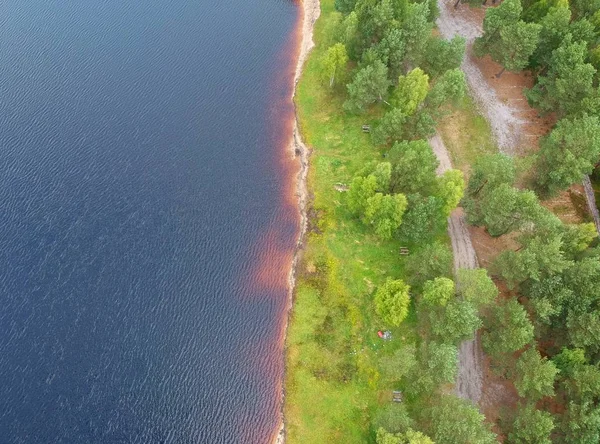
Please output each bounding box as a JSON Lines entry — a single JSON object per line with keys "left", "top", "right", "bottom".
{"left": 430, "top": 133, "right": 483, "bottom": 402}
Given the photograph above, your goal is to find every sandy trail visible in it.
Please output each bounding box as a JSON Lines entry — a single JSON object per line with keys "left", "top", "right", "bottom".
{"left": 275, "top": 0, "right": 320, "bottom": 442}
{"left": 430, "top": 134, "right": 483, "bottom": 402}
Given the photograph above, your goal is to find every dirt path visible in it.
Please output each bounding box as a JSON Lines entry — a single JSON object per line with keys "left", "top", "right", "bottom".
{"left": 430, "top": 133, "right": 483, "bottom": 402}
{"left": 436, "top": 0, "right": 524, "bottom": 154}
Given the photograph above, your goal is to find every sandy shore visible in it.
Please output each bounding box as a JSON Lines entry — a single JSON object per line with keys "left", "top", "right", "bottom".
{"left": 273, "top": 0, "right": 321, "bottom": 443}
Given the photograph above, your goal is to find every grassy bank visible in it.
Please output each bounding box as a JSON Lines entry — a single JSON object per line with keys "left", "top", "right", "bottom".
{"left": 284, "top": 1, "right": 446, "bottom": 442}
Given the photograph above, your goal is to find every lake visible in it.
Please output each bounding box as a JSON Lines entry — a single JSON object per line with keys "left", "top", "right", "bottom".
{"left": 0, "top": 1, "right": 299, "bottom": 442}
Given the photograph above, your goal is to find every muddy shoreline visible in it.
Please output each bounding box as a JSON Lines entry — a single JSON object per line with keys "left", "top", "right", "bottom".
{"left": 273, "top": 0, "right": 320, "bottom": 442}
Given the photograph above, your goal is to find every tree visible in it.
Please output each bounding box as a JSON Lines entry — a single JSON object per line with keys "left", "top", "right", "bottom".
{"left": 456, "top": 268, "right": 498, "bottom": 308}
{"left": 426, "top": 68, "right": 467, "bottom": 109}
{"left": 534, "top": 115, "right": 600, "bottom": 196}
{"left": 347, "top": 174, "right": 378, "bottom": 215}
{"left": 529, "top": 5, "right": 571, "bottom": 69}
{"left": 388, "top": 140, "right": 439, "bottom": 194}
{"left": 508, "top": 403, "right": 554, "bottom": 444}
{"left": 399, "top": 194, "right": 446, "bottom": 242}
{"left": 401, "top": 2, "right": 433, "bottom": 69}
{"left": 570, "top": 0, "right": 600, "bottom": 20}
{"left": 364, "top": 192, "right": 408, "bottom": 239}
{"left": 474, "top": 184, "right": 547, "bottom": 236}
{"left": 376, "top": 428, "right": 434, "bottom": 444}
{"left": 422, "top": 277, "right": 455, "bottom": 306}
{"left": 379, "top": 345, "right": 417, "bottom": 383}
{"left": 392, "top": 68, "right": 429, "bottom": 115}
{"left": 422, "top": 36, "right": 466, "bottom": 77}
{"left": 429, "top": 298, "right": 482, "bottom": 344}
{"left": 334, "top": 0, "right": 357, "bottom": 14}
{"left": 425, "top": 341, "right": 459, "bottom": 385}
{"left": 494, "top": 235, "right": 572, "bottom": 288}
{"left": 475, "top": 0, "right": 522, "bottom": 53}
{"left": 322, "top": 43, "right": 348, "bottom": 87}
{"left": 422, "top": 395, "right": 497, "bottom": 444}
{"left": 552, "top": 347, "right": 587, "bottom": 378}
{"left": 375, "top": 27, "right": 406, "bottom": 79}
{"left": 560, "top": 401, "right": 600, "bottom": 444}
{"left": 526, "top": 36, "right": 596, "bottom": 117}
{"left": 561, "top": 223, "right": 598, "bottom": 257}
{"left": 372, "top": 107, "right": 407, "bottom": 146}
{"left": 405, "top": 242, "right": 453, "bottom": 288}
{"left": 482, "top": 299, "right": 534, "bottom": 361}
{"left": 465, "top": 153, "right": 516, "bottom": 198}
{"left": 344, "top": 60, "right": 391, "bottom": 113}
{"left": 514, "top": 347, "right": 558, "bottom": 400}
{"left": 492, "top": 21, "right": 541, "bottom": 77}
{"left": 373, "top": 162, "right": 393, "bottom": 192}
{"left": 375, "top": 279, "right": 411, "bottom": 326}
{"left": 436, "top": 168, "right": 465, "bottom": 216}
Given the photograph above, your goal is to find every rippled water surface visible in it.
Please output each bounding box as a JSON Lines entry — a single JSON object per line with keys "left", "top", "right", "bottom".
{"left": 0, "top": 1, "right": 299, "bottom": 442}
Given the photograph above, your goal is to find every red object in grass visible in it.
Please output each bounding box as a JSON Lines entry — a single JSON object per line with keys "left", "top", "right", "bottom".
{"left": 377, "top": 331, "right": 384, "bottom": 338}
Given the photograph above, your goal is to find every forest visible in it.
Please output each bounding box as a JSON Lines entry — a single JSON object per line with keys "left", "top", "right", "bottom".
{"left": 285, "top": 0, "right": 600, "bottom": 443}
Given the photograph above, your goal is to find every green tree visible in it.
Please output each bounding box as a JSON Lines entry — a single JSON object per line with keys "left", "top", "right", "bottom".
{"left": 422, "top": 395, "right": 497, "bottom": 444}
{"left": 465, "top": 153, "right": 516, "bottom": 198}
{"left": 474, "top": 184, "right": 547, "bottom": 236}
{"left": 508, "top": 403, "right": 554, "bottom": 444}
{"left": 456, "top": 268, "right": 498, "bottom": 308}
{"left": 526, "top": 36, "right": 596, "bottom": 117}
{"left": 364, "top": 192, "right": 408, "bottom": 239}
{"left": 494, "top": 235, "right": 572, "bottom": 288}
{"left": 425, "top": 341, "right": 459, "bottom": 385}
{"left": 401, "top": 2, "right": 433, "bottom": 69}
{"left": 534, "top": 115, "right": 600, "bottom": 196}
{"left": 373, "top": 162, "right": 393, "bottom": 192}
{"left": 344, "top": 60, "right": 391, "bottom": 113}
{"left": 372, "top": 107, "right": 407, "bottom": 146}
{"left": 347, "top": 174, "right": 378, "bottom": 215}
{"left": 429, "top": 298, "right": 482, "bottom": 344}
{"left": 375, "top": 279, "right": 411, "bottom": 326}
{"left": 422, "top": 36, "right": 466, "bottom": 77}
{"left": 570, "top": 0, "right": 600, "bottom": 19}
{"left": 426, "top": 68, "right": 467, "bottom": 109}
{"left": 392, "top": 68, "right": 429, "bottom": 115}
{"left": 422, "top": 277, "right": 455, "bottom": 307}
{"left": 514, "top": 347, "right": 558, "bottom": 400}
{"left": 322, "top": 43, "right": 348, "bottom": 87}
{"left": 476, "top": 0, "right": 522, "bottom": 53}
{"left": 552, "top": 347, "right": 587, "bottom": 377}
{"left": 376, "top": 428, "right": 434, "bottom": 444}
{"left": 399, "top": 194, "right": 446, "bottom": 242}
{"left": 560, "top": 401, "right": 600, "bottom": 444}
{"left": 334, "top": 0, "right": 357, "bottom": 14}
{"left": 492, "top": 21, "right": 541, "bottom": 77}
{"left": 482, "top": 299, "right": 534, "bottom": 361}
{"left": 436, "top": 168, "right": 465, "bottom": 216}
{"left": 375, "top": 27, "right": 406, "bottom": 79}
{"left": 406, "top": 242, "right": 453, "bottom": 288}
{"left": 529, "top": 5, "right": 571, "bottom": 69}
{"left": 388, "top": 140, "right": 439, "bottom": 194}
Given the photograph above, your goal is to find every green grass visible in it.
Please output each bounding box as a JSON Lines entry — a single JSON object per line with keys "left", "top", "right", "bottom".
{"left": 284, "top": 1, "right": 444, "bottom": 442}
{"left": 436, "top": 95, "right": 496, "bottom": 174}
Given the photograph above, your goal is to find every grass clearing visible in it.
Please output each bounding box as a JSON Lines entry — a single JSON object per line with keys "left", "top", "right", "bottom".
{"left": 436, "top": 95, "right": 496, "bottom": 174}
{"left": 284, "top": 1, "right": 445, "bottom": 442}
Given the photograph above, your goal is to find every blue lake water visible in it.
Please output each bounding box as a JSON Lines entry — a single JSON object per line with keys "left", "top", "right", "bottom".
{"left": 0, "top": 1, "right": 299, "bottom": 442}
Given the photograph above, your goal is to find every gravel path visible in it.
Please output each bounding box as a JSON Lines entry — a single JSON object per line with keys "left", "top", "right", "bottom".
{"left": 430, "top": 134, "right": 483, "bottom": 403}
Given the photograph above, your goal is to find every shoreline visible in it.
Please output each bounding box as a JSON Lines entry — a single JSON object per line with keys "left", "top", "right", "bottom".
{"left": 274, "top": 0, "right": 321, "bottom": 443}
